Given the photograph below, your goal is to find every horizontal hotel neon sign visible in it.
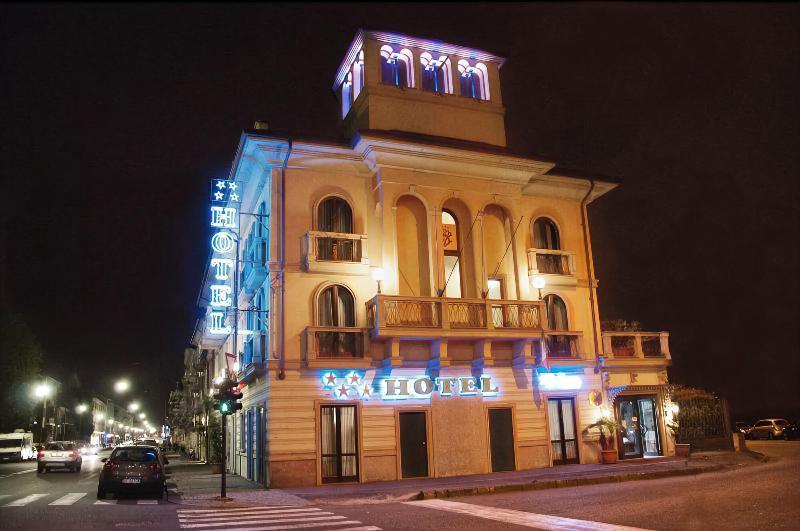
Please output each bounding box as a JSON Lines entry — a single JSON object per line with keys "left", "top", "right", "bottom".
{"left": 538, "top": 372, "right": 582, "bottom": 390}
{"left": 320, "top": 371, "right": 499, "bottom": 401}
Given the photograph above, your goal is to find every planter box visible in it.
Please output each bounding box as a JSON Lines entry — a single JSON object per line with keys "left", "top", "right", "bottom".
{"left": 601, "top": 449, "right": 618, "bottom": 464}
{"left": 675, "top": 443, "right": 691, "bottom": 457}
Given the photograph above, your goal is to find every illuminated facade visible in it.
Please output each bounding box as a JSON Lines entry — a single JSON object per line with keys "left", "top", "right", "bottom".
{"left": 191, "top": 29, "right": 674, "bottom": 487}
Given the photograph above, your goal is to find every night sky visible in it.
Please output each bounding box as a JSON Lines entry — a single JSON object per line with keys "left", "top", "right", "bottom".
{"left": 3, "top": 4, "right": 798, "bottom": 422}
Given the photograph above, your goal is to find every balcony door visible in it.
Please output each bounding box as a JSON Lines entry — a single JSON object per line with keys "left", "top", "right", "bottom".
{"left": 317, "top": 197, "right": 354, "bottom": 260}
{"left": 318, "top": 285, "right": 356, "bottom": 357}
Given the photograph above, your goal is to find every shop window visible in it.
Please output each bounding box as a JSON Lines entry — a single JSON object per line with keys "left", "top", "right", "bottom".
{"left": 320, "top": 405, "right": 359, "bottom": 482}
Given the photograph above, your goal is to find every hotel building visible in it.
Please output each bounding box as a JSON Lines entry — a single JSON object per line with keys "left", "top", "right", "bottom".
{"left": 189, "top": 29, "right": 675, "bottom": 487}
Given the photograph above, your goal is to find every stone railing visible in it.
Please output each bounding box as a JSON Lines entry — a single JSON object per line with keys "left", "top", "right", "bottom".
{"left": 304, "top": 231, "right": 368, "bottom": 273}
{"left": 601, "top": 331, "right": 671, "bottom": 359}
{"left": 527, "top": 248, "right": 576, "bottom": 277}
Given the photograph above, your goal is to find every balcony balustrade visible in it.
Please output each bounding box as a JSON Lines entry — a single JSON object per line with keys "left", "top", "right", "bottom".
{"left": 305, "top": 326, "right": 369, "bottom": 368}
{"left": 527, "top": 248, "right": 577, "bottom": 285}
{"left": 366, "top": 294, "right": 546, "bottom": 339}
{"left": 601, "top": 331, "right": 671, "bottom": 361}
{"left": 544, "top": 331, "right": 583, "bottom": 359}
{"left": 304, "top": 231, "right": 369, "bottom": 274}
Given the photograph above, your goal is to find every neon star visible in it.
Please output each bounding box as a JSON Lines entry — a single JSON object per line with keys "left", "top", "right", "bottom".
{"left": 228, "top": 182, "right": 237, "bottom": 191}
{"left": 337, "top": 384, "right": 349, "bottom": 398}
{"left": 214, "top": 191, "right": 224, "bottom": 200}
{"left": 325, "top": 373, "right": 337, "bottom": 385}
{"left": 216, "top": 181, "right": 226, "bottom": 189}
{"left": 362, "top": 385, "right": 372, "bottom": 398}
{"left": 229, "top": 192, "right": 240, "bottom": 202}
{"left": 349, "top": 372, "right": 361, "bottom": 385}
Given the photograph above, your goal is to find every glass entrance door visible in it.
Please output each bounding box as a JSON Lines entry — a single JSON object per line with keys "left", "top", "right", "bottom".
{"left": 617, "top": 396, "right": 661, "bottom": 458}
{"left": 548, "top": 398, "right": 579, "bottom": 465}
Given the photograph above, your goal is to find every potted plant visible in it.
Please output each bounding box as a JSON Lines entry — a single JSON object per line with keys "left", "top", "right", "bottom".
{"left": 601, "top": 319, "right": 642, "bottom": 357}
{"left": 589, "top": 416, "right": 621, "bottom": 464}
{"left": 207, "top": 415, "right": 224, "bottom": 474}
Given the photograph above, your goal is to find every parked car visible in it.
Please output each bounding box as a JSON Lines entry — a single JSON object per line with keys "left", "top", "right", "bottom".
{"left": 98, "top": 445, "right": 166, "bottom": 499}
{"left": 749, "top": 419, "right": 790, "bottom": 440}
{"left": 782, "top": 421, "right": 799, "bottom": 440}
{"left": 734, "top": 422, "right": 753, "bottom": 437}
{"left": 38, "top": 441, "right": 82, "bottom": 473}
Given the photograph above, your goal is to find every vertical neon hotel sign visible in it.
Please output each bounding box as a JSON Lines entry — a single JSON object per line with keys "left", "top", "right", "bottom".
{"left": 207, "top": 179, "right": 241, "bottom": 335}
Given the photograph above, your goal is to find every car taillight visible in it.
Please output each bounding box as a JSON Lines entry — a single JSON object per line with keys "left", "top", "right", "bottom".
{"left": 37, "top": 450, "right": 45, "bottom": 458}
{"left": 68, "top": 451, "right": 75, "bottom": 457}
{"left": 104, "top": 461, "right": 118, "bottom": 470}
{"left": 149, "top": 463, "right": 162, "bottom": 473}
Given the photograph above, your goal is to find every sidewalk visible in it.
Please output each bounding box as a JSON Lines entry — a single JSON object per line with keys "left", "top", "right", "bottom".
{"left": 166, "top": 450, "right": 761, "bottom": 507}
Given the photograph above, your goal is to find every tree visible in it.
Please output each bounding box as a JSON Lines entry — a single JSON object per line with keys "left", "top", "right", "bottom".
{"left": 0, "top": 308, "right": 43, "bottom": 432}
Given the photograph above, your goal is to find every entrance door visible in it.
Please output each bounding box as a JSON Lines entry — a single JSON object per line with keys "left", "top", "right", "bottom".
{"left": 399, "top": 412, "right": 428, "bottom": 478}
{"left": 617, "top": 396, "right": 661, "bottom": 458}
{"left": 548, "top": 398, "right": 579, "bottom": 465}
{"left": 320, "top": 405, "right": 359, "bottom": 483}
{"left": 488, "top": 408, "right": 516, "bottom": 472}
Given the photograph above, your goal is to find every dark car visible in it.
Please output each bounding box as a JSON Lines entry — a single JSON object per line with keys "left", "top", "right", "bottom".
{"left": 734, "top": 422, "right": 753, "bottom": 437}
{"left": 97, "top": 445, "right": 166, "bottom": 499}
{"left": 783, "top": 422, "right": 800, "bottom": 440}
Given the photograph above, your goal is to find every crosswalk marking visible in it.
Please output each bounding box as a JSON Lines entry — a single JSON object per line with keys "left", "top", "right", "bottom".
{"left": 179, "top": 511, "right": 329, "bottom": 523}
{"left": 4, "top": 493, "right": 49, "bottom": 506}
{"left": 406, "top": 499, "right": 653, "bottom": 531}
{"left": 138, "top": 499, "right": 160, "bottom": 504}
{"left": 180, "top": 515, "right": 348, "bottom": 529}
{"left": 176, "top": 505, "right": 381, "bottom": 531}
{"left": 94, "top": 499, "right": 118, "bottom": 505}
{"left": 49, "top": 492, "right": 88, "bottom": 505}
{"left": 177, "top": 506, "right": 304, "bottom": 514}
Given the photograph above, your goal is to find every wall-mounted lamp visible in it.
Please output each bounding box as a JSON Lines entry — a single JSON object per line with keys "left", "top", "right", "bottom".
{"left": 372, "top": 267, "right": 385, "bottom": 294}
{"left": 531, "top": 275, "right": 546, "bottom": 300}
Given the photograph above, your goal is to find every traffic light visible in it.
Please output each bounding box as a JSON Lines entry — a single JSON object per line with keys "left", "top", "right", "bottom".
{"left": 212, "top": 378, "right": 243, "bottom": 415}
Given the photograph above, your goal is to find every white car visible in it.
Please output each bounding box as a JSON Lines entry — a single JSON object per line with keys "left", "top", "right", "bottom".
{"left": 38, "top": 441, "right": 83, "bottom": 473}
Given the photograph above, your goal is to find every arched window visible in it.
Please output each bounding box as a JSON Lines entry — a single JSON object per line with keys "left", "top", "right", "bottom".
{"left": 457, "top": 60, "right": 490, "bottom": 100}
{"left": 533, "top": 217, "right": 560, "bottom": 250}
{"left": 380, "top": 45, "right": 414, "bottom": 88}
{"left": 420, "top": 52, "right": 452, "bottom": 94}
{"left": 441, "top": 209, "right": 461, "bottom": 298}
{"left": 318, "top": 196, "right": 353, "bottom": 233}
{"left": 342, "top": 71, "right": 353, "bottom": 118}
{"left": 352, "top": 49, "right": 364, "bottom": 100}
{"left": 544, "top": 294, "right": 568, "bottom": 330}
{"left": 317, "top": 284, "right": 358, "bottom": 358}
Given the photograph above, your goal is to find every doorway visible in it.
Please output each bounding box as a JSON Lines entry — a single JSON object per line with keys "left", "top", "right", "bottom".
{"left": 488, "top": 408, "right": 516, "bottom": 472}
{"left": 548, "top": 398, "right": 579, "bottom": 465}
{"left": 399, "top": 412, "right": 429, "bottom": 478}
{"left": 617, "top": 396, "right": 662, "bottom": 458}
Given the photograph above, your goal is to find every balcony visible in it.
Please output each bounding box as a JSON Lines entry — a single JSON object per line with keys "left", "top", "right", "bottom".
{"left": 241, "top": 236, "right": 268, "bottom": 294}
{"left": 305, "top": 326, "right": 370, "bottom": 368}
{"left": 527, "top": 248, "right": 577, "bottom": 286}
{"left": 366, "top": 294, "right": 546, "bottom": 340}
{"left": 601, "top": 331, "right": 671, "bottom": 366}
{"left": 304, "top": 231, "right": 369, "bottom": 275}
{"left": 544, "top": 331, "right": 583, "bottom": 361}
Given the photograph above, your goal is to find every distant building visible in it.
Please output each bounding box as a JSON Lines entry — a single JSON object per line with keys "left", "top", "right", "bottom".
{"left": 187, "top": 29, "right": 674, "bottom": 487}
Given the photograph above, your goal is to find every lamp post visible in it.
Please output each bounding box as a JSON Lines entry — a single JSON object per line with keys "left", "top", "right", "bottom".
{"left": 75, "top": 404, "right": 88, "bottom": 442}
{"left": 33, "top": 383, "right": 53, "bottom": 444}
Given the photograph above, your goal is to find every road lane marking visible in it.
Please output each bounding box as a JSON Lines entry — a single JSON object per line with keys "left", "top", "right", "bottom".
{"left": 180, "top": 515, "right": 347, "bottom": 529}
{"left": 49, "top": 492, "right": 88, "bottom": 505}
{"left": 138, "top": 499, "right": 159, "bottom": 504}
{"left": 0, "top": 468, "right": 37, "bottom": 479}
{"left": 406, "top": 499, "right": 653, "bottom": 531}
{"left": 4, "top": 493, "right": 49, "bottom": 506}
{"left": 179, "top": 509, "right": 324, "bottom": 520}
{"left": 179, "top": 513, "right": 336, "bottom": 525}
{"left": 94, "top": 499, "right": 118, "bottom": 505}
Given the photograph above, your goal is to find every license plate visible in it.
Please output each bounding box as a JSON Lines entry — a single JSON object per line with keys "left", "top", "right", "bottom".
{"left": 122, "top": 478, "right": 141, "bottom": 484}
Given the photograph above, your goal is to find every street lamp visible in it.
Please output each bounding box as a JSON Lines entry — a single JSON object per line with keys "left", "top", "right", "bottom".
{"left": 371, "top": 267, "right": 385, "bottom": 294}
{"left": 33, "top": 383, "right": 53, "bottom": 444}
{"left": 75, "top": 404, "right": 88, "bottom": 442}
{"left": 128, "top": 402, "right": 140, "bottom": 412}
{"left": 139, "top": 413, "right": 146, "bottom": 420}
{"left": 114, "top": 379, "right": 130, "bottom": 394}
{"left": 531, "top": 275, "right": 546, "bottom": 300}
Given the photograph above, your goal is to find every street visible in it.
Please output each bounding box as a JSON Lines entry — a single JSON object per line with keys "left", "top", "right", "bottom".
{"left": 0, "top": 441, "right": 797, "bottom": 530}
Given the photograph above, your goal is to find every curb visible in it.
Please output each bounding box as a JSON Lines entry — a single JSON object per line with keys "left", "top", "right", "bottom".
{"left": 416, "top": 464, "right": 727, "bottom": 500}
{"left": 742, "top": 449, "right": 769, "bottom": 463}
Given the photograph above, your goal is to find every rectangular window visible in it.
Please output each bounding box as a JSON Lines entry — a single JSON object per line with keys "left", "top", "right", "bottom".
{"left": 320, "top": 405, "right": 358, "bottom": 483}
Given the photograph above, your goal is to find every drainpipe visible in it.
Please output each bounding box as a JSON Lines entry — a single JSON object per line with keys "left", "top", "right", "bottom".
{"left": 278, "top": 138, "right": 293, "bottom": 380}
{"left": 580, "top": 179, "right": 601, "bottom": 373}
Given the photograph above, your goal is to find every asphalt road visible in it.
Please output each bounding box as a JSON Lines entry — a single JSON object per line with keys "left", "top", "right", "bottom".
{"left": 1, "top": 441, "right": 797, "bottom": 530}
